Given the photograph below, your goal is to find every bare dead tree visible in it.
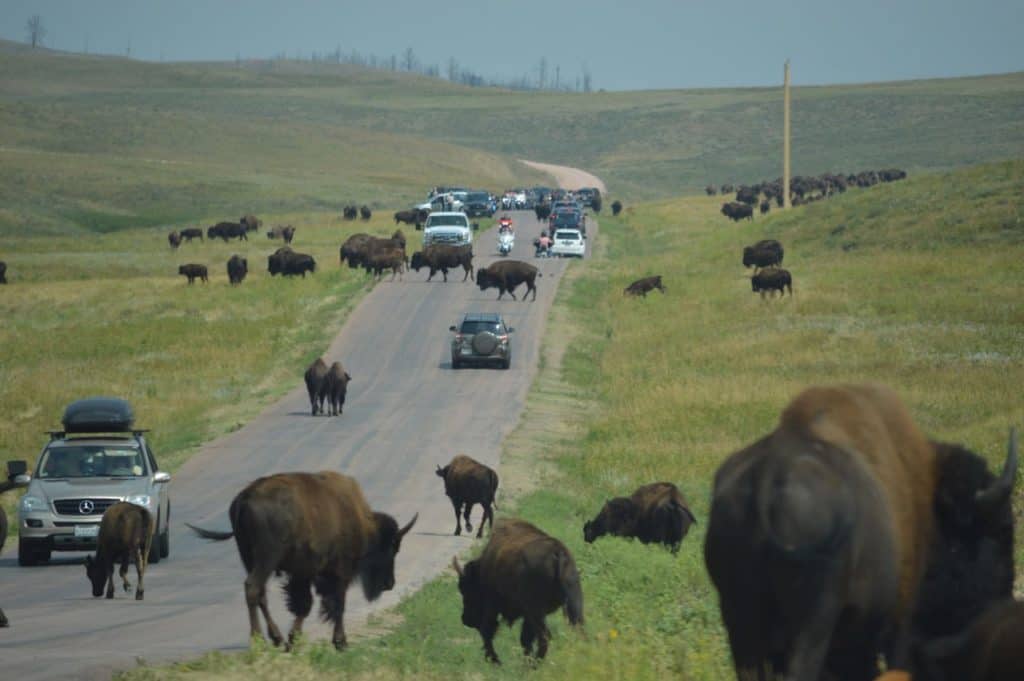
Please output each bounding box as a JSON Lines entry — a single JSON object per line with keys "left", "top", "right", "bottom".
{"left": 26, "top": 14, "right": 46, "bottom": 48}
{"left": 447, "top": 57, "right": 458, "bottom": 82}
{"left": 583, "top": 64, "right": 593, "bottom": 93}
{"left": 402, "top": 47, "right": 416, "bottom": 72}
{"left": 538, "top": 56, "right": 548, "bottom": 90}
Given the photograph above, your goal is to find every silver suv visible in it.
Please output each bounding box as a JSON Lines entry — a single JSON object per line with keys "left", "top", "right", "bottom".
{"left": 14, "top": 398, "right": 172, "bottom": 565}
{"left": 449, "top": 312, "right": 514, "bottom": 369}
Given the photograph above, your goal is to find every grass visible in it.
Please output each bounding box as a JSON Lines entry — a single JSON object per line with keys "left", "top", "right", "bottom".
{"left": 119, "top": 160, "right": 1024, "bottom": 680}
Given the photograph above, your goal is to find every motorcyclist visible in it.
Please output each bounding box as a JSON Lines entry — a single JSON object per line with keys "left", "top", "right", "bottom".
{"left": 535, "top": 231, "right": 552, "bottom": 256}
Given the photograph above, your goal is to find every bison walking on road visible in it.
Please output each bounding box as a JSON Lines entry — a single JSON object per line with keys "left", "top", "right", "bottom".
{"left": 584, "top": 482, "right": 696, "bottom": 554}
{"left": 409, "top": 245, "right": 473, "bottom": 282}
{"left": 304, "top": 358, "right": 329, "bottom": 416}
{"left": 453, "top": 518, "right": 584, "bottom": 663}
{"left": 435, "top": 455, "right": 498, "bottom": 538}
{"left": 476, "top": 260, "right": 540, "bottom": 301}
{"left": 85, "top": 502, "right": 155, "bottom": 601}
{"left": 322, "top": 362, "right": 351, "bottom": 416}
{"left": 188, "top": 472, "right": 417, "bottom": 651}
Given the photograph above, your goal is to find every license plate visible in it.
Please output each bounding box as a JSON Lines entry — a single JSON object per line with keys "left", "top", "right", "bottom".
{"left": 74, "top": 524, "right": 100, "bottom": 538}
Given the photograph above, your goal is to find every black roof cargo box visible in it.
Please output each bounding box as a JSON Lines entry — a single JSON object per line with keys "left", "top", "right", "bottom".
{"left": 61, "top": 397, "right": 135, "bottom": 433}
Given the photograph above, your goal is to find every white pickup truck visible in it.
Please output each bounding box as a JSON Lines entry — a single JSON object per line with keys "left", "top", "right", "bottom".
{"left": 422, "top": 212, "right": 476, "bottom": 247}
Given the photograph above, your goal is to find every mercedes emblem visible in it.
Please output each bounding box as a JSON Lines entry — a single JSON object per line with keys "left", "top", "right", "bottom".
{"left": 78, "top": 499, "right": 95, "bottom": 514}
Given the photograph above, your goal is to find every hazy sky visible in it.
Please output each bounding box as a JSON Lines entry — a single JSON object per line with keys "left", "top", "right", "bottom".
{"left": 2, "top": 0, "right": 1022, "bottom": 90}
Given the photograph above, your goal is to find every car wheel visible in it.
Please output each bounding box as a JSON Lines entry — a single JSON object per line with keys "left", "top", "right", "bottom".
{"left": 501, "top": 356, "right": 511, "bottom": 370}
{"left": 148, "top": 512, "right": 162, "bottom": 564}
{"left": 452, "top": 357, "right": 461, "bottom": 370}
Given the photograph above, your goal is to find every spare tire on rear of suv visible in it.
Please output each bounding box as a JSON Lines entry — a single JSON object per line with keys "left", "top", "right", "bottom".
{"left": 471, "top": 332, "right": 499, "bottom": 356}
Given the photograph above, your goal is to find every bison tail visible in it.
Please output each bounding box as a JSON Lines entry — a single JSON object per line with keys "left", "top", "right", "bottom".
{"left": 186, "top": 523, "right": 234, "bottom": 541}
{"left": 557, "top": 550, "right": 585, "bottom": 627}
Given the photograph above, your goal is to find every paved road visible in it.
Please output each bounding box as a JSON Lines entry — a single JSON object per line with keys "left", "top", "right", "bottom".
{"left": 0, "top": 186, "right": 597, "bottom": 679}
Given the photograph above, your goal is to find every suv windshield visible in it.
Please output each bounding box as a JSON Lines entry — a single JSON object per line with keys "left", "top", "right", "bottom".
{"left": 427, "top": 215, "right": 469, "bottom": 228}
{"left": 553, "top": 213, "right": 580, "bottom": 227}
{"left": 466, "top": 192, "right": 489, "bottom": 202}
{"left": 38, "top": 444, "right": 146, "bottom": 479}
{"left": 460, "top": 320, "right": 505, "bottom": 335}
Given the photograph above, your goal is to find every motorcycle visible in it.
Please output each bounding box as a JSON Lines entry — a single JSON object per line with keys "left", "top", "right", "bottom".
{"left": 497, "top": 230, "right": 515, "bottom": 256}
{"left": 533, "top": 238, "right": 553, "bottom": 258}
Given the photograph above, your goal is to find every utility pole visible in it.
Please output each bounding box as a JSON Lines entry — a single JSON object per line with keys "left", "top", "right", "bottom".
{"left": 783, "top": 59, "right": 791, "bottom": 209}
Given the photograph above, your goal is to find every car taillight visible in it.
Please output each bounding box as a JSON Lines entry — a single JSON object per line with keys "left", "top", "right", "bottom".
{"left": 498, "top": 335, "right": 508, "bottom": 343}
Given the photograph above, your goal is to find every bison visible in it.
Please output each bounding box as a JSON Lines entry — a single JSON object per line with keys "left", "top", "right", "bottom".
{"left": 390, "top": 229, "right": 406, "bottom": 250}
{"left": 266, "top": 225, "right": 295, "bottom": 244}
{"left": 343, "top": 205, "right": 358, "bottom": 220}
{"left": 304, "top": 357, "right": 329, "bottom": 416}
{"left": 360, "top": 205, "right": 372, "bottom": 220}
{"left": 363, "top": 249, "right": 405, "bottom": 281}
{"left": 624, "top": 275, "right": 666, "bottom": 297}
{"left": 0, "top": 260, "right": 6, "bottom": 284}
{"left": 453, "top": 518, "right": 584, "bottom": 663}
{"left": 721, "top": 184, "right": 735, "bottom": 194}
{"left": 339, "top": 233, "right": 374, "bottom": 268}
{"left": 760, "top": 200, "right": 771, "bottom": 215}
{"left": 534, "top": 203, "right": 552, "bottom": 221}
{"left": 179, "top": 227, "right": 204, "bottom": 242}
{"left": 178, "top": 264, "right": 208, "bottom": 284}
{"left": 393, "top": 209, "right": 428, "bottom": 227}
{"left": 409, "top": 244, "right": 473, "bottom": 282}
{"left": 721, "top": 201, "right": 754, "bottom": 222}
{"left": 207, "top": 221, "right": 248, "bottom": 242}
{"left": 188, "top": 472, "right": 416, "bottom": 650}
{"left": 322, "top": 362, "right": 351, "bottom": 416}
{"left": 914, "top": 599, "right": 1024, "bottom": 681}
{"left": 240, "top": 214, "right": 262, "bottom": 232}
{"left": 168, "top": 231, "right": 181, "bottom": 249}
{"left": 84, "top": 501, "right": 154, "bottom": 601}
{"left": 751, "top": 267, "right": 792, "bottom": 298}
{"left": 476, "top": 260, "right": 540, "bottom": 301}
{"left": 705, "top": 384, "right": 1018, "bottom": 681}
{"left": 435, "top": 455, "right": 498, "bottom": 538}
{"left": 706, "top": 185, "right": 718, "bottom": 196}
{"left": 742, "top": 239, "right": 785, "bottom": 272}
{"left": 268, "top": 249, "right": 315, "bottom": 277}
{"left": 227, "top": 255, "right": 248, "bottom": 285}
{"left": 736, "top": 186, "right": 759, "bottom": 206}
{"left": 611, "top": 200, "right": 623, "bottom": 216}
{"left": 583, "top": 482, "right": 696, "bottom": 554}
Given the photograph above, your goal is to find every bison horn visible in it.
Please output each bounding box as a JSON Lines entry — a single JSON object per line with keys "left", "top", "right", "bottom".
{"left": 398, "top": 513, "right": 418, "bottom": 539}
{"left": 451, "top": 556, "right": 464, "bottom": 577}
{"left": 975, "top": 428, "right": 1019, "bottom": 511}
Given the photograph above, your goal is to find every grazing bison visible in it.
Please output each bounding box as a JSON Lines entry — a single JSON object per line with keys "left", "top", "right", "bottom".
{"left": 760, "top": 199, "right": 771, "bottom": 215}
{"left": 914, "top": 599, "right": 1024, "bottom": 681}
{"left": 409, "top": 244, "right": 474, "bottom": 282}
{"left": 178, "top": 264, "right": 208, "bottom": 284}
{"left": 435, "top": 455, "right": 499, "bottom": 538}
{"left": 0, "top": 260, "right": 6, "bottom": 284}
{"left": 742, "top": 239, "right": 785, "bottom": 272}
{"left": 624, "top": 275, "right": 666, "bottom": 297}
{"left": 343, "top": 205, "right": 358, "bottom": 220}
{"left": 84, "top": 502, "right": 154, "bottom": 601}
{"left": 705, "top": 185, "right": 718, "bottom": 196}
{"left": 736, "top": 186, "right": 759, "bottom": 206}
{"left": 453, "top": 518, "right": 584, "bottom": 663}
{"left": 188, "top": 472, "right": 417, "bottom": 650}
{"left": 168, "top": 231, "right": 181, "bottom": 249}
{"left": 304, "top": 357, "right": 329, "bottom": 416}
{"left": 240, "top": 214, "right": 262, "bottom": 232}
{"left": 208, "top": 221, "right": 248, "bottom": 242}
{"left": 227, "top": 255, "right": 248, "bottom": 285}
{"left": 339, "top": 233, "right": 373, "bottom": 268}
{"left": 476, "top": 260, "right": 540, "bottom": 301}
{"left": 360, "top": 205, "right": 372, "bottom": 220}
{"left": 721, "top": 201, "right": 754, "bottom": 222}
{"left": 179, "top": 227, "right": 204, "bottom": 242}
{"left": 721, "top": 184, "right": 735, "bottom": 194}
{"left": 751, "top": 267, "right": 792, "bottom": 298}
{"left": 268, "top": 249, "right": 315, "bottom": 277}
{"left": 584, "top": 482, "right": 696, "bottom": 554}
{"left": 266, "top": 225, "right": 295, "bottom": 243}
{"left": 611, "top": 200, "right": 623, "bottom": 216}
{"left": 705, "top": 384, "right": 1019, "bottom": 681}
{"left": 322, "top": 362, "right": 351, "bottom": 416}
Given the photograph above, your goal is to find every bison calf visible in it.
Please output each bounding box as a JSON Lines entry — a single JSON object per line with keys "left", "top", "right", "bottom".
{"left": 624, "top": 275, "right": 665, "bottom": 297}
{"left": 85, "top": 502, "right": 154, "bottom": 601}
{"left": 178, "top": 264, "right": 208, "bottom": 284}
{"left": 436, "top": 455, "right": 498, "bottom": 538}
{"left": 751, "top": 267, "right": 792, "bottom": 297}
{"left": 179, "top": 227, "right": 203, "bottom": 242}
{"left": 453, "top": 518, "right": 583, "bottom": 663}
{"left": 322, "top": 361, "right": 351, "bottom": 416}
{"left": 584, "top": 482, "right": 696, "bottom": 554}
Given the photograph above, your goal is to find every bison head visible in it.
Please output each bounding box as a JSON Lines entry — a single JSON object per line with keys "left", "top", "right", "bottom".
{"left": 359, "top": 512, "right": 417, "bottom": 601}
{"left": 84, "top": 555, "right": 107, "bottom": 598}
{"left": 742, "top": 247, "right": 755, "bottom": 268}
{"left": 452, "top": 556, "right": 485, "bottom": 629}
{"left": 435, "top": 464, "right": 450, "bottom": 479}
{"left": 584, "top": 497, "right": 637, "bottom": 543}
{"left": 475, "top": 269, "right": 495, "bottom": 291}
{"left": 267, "top": 254, "right": 281, "bottom": 275}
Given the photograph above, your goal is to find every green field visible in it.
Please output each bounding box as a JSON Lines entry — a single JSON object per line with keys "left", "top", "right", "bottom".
{"left": 119, "top": 161, "right": 1024, "bottom": 680}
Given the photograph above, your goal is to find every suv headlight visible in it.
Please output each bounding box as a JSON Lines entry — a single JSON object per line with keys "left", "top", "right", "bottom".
{"left": 125, "top": 494, "right": 152, "bottom": 508}
{"left": 20, "top": 495, "right": 45, "bottom": 513}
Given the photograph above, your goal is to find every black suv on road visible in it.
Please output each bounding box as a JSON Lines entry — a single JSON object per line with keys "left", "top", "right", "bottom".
{"left": 463, "top": 191, "right": 495, "bottom": 218}
{"left": 450, "top": 313, "right": 514, "bottom": 369}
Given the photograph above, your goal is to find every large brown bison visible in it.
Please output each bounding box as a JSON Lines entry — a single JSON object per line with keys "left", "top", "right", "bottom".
{"left": 240, "top": 214, "right": 262, "bottom": 232}
{"left": 742, "top": 239, "right": 784, "bottom": 272}
{"left": 914, "top": 599, "right": 1024, "bottom": 681}
{"left": 84, "top": 502, "right": 155, "bottom": 601}
{"left": 178, "top": 264, "right": 208, "bottom": 284}
{"left": 179, "top": 227, "right": 204, "bottom": 242}
{"left": 435, "top": 455, "right": 498, "bottom": 538}
{"left": 409, "top": 244, "right": 473, "bottom": 282}
{"left": 751, "top": 267, "right": 792, "bottom": 297}
{"left": 208, "top": 222, "right": 248, "bottom": 242}
{"left": 453, "top": 518, "right": 584, "bottom": 663}
{"left": 704, "top": 384, "right": 1018, "bottom": 681}
{"left": 339, "top": 233, "right": 373, "bottom": 268}
{"left": 393, "top": 209, "right": 422, "bottom": 226}
{"left": 304, "top": 357, "right": 329, "bottom": 416}
{"left": 624, "top": 275, "right": 665, "bottom": 297}
{"left": 268, "top": 249, "right": 315, "bottom": 277}
{"left": 168, "top": 231, "right": 181, "bottom": 249}
{"left": 583, "top": 482, "right": 696, "bottom": 554}
{"left": 227, "top": 255, "right": 248, "bottom": 285}
{"left": 322, "top": 362, "right": 351, "bottom": 416}
{"left": 188, "top": 472, "right": 417, "bottom": 650}
{"left": 476, "top": 260, "right": 540, "bottom": 301}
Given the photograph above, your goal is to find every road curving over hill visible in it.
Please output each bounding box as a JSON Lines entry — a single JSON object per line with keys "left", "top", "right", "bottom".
{"left": 0, "top": 164, "right": 602, "bottom": 681}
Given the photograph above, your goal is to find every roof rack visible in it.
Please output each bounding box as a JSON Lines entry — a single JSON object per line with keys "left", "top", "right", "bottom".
{"left": 47, "top": 429, "right": 149, "bottom": 439}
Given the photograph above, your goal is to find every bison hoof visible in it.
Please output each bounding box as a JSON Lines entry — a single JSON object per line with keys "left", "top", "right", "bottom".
{"left": 465, "top": 522, "right": 473, "bottom": 532}
{"left": 106, "top": 591, "right": 114, "bottom": 599}
{"left": 135, "top": 590, "right": 144, "bottom": 601}
{"left": 454, "top": 527, "right": 462, "bottom": 536}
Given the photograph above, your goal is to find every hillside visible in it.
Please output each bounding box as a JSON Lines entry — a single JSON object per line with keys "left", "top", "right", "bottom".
{"left": 2, "top": 41, "right": 1024, "bottom": 233}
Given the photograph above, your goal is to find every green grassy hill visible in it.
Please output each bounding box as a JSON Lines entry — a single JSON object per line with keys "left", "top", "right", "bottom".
{"left": 3, "top": 42, "right": 1023, "bottom": 235}
{"left": 123, "top": 160, "right": 1024, "bottom": 680}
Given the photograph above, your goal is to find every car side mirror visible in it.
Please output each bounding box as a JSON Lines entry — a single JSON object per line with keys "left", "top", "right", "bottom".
{"left": 13, "top": 473, "right": 31, "bottom": 486}
{"left": 153, "top": 471, "right": 171, "bottom": 483}
{"left": 449, "top": 325, "right": 458, "bottom": 332}
{"left": 7, "top": 460, "right": 28, "bottom": 479}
